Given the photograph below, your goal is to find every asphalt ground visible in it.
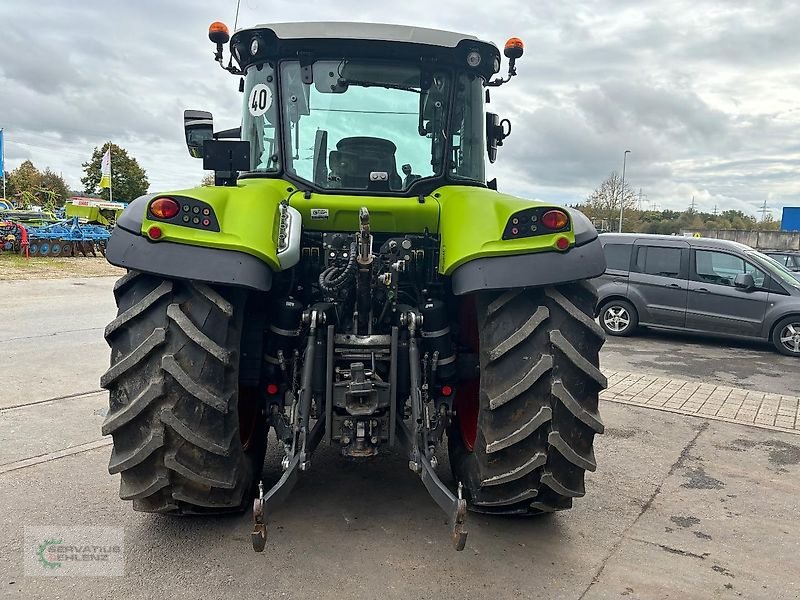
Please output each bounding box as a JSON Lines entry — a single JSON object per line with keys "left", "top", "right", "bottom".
{"left": 2, "top": 277, "right": 800, "bottom": 599}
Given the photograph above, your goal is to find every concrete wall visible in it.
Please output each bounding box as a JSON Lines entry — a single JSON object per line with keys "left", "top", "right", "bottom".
{"left": 681, "top": 229, "right": 800, "bottom": 250}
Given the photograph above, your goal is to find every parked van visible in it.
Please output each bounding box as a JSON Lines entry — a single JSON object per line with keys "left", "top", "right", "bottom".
{"left": 596, "top": 233, "right": 800, "bottom": 356}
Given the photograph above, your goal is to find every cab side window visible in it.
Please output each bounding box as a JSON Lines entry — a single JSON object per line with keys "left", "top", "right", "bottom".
{"left": 695, "top": 250, "right": 766, "bottom": 287}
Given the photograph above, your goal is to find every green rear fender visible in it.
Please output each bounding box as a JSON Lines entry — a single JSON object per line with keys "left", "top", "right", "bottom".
{"left": 435, "top": 186, "right": 576, "bottom": 274}
{"left": 140, "top": 179, "right": 287, "bottom": 270}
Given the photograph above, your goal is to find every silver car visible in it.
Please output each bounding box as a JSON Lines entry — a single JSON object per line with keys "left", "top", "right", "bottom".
{"left": 595, "top": 233, "right": 800, "bottom": 356}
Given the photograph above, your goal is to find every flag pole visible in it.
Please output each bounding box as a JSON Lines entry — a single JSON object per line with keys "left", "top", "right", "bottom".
{"left": 108, "top": 142, "right": 113, "bottom": 203}
{"left": 1, "top": 128, "right": 6, "bottom": 202}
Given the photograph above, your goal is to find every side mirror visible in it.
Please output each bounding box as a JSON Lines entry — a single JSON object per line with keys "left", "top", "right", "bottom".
{"left": 734, "top": 273, "right": 755, "bottom": 290}
{"left": 486, "top": 112, "right": 512, "bottom": 163}
{"left": 184, "top": 110, "right": 214, "bottom": 158}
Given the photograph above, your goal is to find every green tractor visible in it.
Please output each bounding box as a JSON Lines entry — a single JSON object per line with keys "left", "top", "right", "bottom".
{"left": 101, "top": 21, "right": 607, "bottom": 551}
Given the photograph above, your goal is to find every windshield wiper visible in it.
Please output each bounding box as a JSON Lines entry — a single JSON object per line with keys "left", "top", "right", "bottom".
{"left": 337, "top": 78, "right": 422, "bottom": 94}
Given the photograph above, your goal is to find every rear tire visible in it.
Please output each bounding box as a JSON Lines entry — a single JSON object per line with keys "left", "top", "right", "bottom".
{"left": 449, "top": 282, "right": 606, "bottom": 515}
{"left": 101, "top": 271, "right": 267, "bottom": 514}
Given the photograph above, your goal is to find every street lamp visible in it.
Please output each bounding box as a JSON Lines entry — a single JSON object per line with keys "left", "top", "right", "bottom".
{"left": 618, "top": 150, "right": 631, "bottom": 232}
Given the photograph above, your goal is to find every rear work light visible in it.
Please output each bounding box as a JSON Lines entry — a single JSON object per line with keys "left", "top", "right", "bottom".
{"left": 541, "top": 209, "right": 569, "bottom": 230}
{"left": 149, "top": 197, "right": 181, "bottom": 220}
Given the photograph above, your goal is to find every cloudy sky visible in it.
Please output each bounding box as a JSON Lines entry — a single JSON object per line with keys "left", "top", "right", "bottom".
{"left": 1, "top": 0, "right": 798, "bottom": 218}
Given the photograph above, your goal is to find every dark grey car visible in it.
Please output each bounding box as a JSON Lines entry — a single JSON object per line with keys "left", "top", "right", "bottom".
{"left": 595, "top": 233, "right": 800, "bottom": 356}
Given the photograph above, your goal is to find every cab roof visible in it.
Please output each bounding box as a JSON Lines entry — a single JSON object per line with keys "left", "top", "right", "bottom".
{"left": 230, "top": 22, "right": 501, "bottom": 79}
{"left": 241, "top": 22, "right": 485, "bottom": 48}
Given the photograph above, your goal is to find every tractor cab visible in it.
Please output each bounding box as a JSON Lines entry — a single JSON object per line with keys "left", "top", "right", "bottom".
{"left": 190, "top": 22, "right": 523, "bottom": 193}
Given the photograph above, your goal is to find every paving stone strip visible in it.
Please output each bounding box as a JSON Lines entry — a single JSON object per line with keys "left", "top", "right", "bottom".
{"left": 602, "top": 371, "right": 799, "bottom": 434}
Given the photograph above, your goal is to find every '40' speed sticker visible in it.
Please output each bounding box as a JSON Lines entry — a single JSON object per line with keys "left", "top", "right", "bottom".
{"left": 248, "top": 84, "right": 272, "bottom": 117}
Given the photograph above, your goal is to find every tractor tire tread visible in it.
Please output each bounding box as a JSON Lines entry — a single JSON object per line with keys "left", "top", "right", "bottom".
{"left": 104, "top": 281, "right": 173, "bottom": 337}
{"left": 107, "top": 426, "right": 165, "bottom": 474}
{"left": 449, "top": 282, "right": 606, "bottom": 515}
{"left": 101, "top": 272, "right": 262, "bottom": 515}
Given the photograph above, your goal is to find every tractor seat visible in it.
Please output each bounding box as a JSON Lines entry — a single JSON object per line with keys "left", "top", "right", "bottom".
{"left": 329, "top": 137, "right": 402, "bottom": 190}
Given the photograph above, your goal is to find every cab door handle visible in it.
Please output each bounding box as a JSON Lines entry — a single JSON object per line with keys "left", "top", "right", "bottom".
{"left": 666, "top": 283, "right": 681, "bottom": 289}
{"left": 695, "top": 288, "right": 710, "bottom": 294}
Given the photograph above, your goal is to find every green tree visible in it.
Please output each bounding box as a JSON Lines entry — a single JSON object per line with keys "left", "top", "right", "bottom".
{"left": 39, "top": 168, "right": 70, "bottom": 204}
{"left": 756, "top": 214, "right": 780, "bottom": 231}
{"left": 719, "top": 210, "right": 757, "bottom": 230}
{"left": 81, "top": 142, "right": 149, "bottom": 202}
{"left": 6, "top": 160, "right": 40, "bottom": 206}
{"left": 688, "top": 215, "right": 705, "bottom": 229}
{"left": 6, "top": 160, "right": 70, "bottom": 209}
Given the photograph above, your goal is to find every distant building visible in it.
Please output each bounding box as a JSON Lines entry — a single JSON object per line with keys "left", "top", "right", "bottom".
{"left": 781, "top": 207, "right": 800, "bottom": 232}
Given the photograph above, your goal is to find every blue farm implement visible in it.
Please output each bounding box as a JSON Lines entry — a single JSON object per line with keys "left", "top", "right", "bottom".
{"left": 1, "top": 217, "right": 112, "bottom": 257}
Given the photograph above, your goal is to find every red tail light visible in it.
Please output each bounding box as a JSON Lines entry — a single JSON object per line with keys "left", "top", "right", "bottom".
{"left": 541, "top": 209, "right": 569, "bottom": 230}
{"left": 149, "top": 197, "right": 180, "bottom": 219}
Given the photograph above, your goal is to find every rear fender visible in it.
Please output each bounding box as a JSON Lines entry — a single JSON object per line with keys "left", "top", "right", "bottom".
{"left": 450, "top": 235, "right": 606, "bottom": 295}
{"left": 135, "top": 180, "right": 287, "bottom": 268}
{"left": 105, "top": 226, "right": 274, "bottom": 291}
{"left": 443, "top": 192, "right": 606, "bottom": 294}
{"left": 106, "top": 179, "right": 297, "bottom": 291}
{"left": 436, "top": 186, "right": 587, "bottom": 274}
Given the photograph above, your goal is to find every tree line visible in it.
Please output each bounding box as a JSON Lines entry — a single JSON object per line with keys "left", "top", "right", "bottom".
{"left": 575, "top": 172, "right": 780, "bottom": 234}
{"left": 3, "top": 142, "right": 149, "bottom": 208}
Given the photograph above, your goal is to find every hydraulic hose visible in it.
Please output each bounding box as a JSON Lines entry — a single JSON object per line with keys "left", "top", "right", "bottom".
{"left": 318, "top": 242, "right": 358, "bottom": 294}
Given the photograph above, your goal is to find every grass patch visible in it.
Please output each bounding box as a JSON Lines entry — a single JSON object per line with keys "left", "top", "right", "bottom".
{"left": 0, "top": 252, "right": 123, "bottom": 280}
{"left": 0, "top": 253, "right": 70, "bottom": 270}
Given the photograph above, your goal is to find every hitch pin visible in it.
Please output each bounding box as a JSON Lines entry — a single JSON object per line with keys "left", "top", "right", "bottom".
{"left": 251, "top": 481, "right": 267, "bottom": 552}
